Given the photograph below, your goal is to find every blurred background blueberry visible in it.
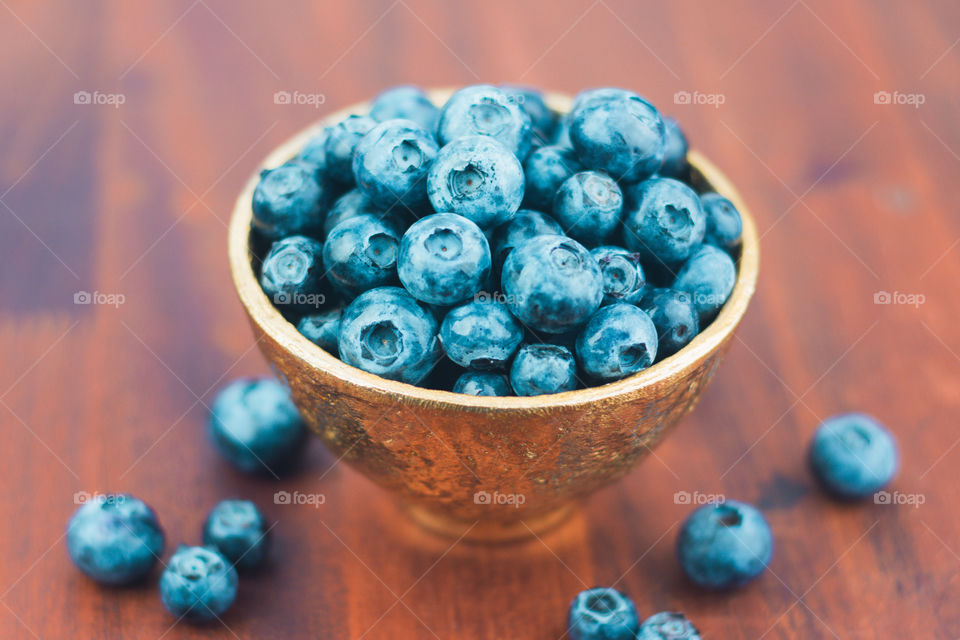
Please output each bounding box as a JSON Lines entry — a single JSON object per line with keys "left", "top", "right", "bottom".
{"left": 160, "top": 546, "right": 238, "bottom": 623}
{"left": 567, "top": 586, "right": 639, "bottom": 640}
{"left": 369, "top": 85, "right": 440, "bottom": 132}
{"left": 809, "top": 413, "right": 898, "bottom": 498}
{"left": 203, "top": 499, "right": 270, "bottom": 571}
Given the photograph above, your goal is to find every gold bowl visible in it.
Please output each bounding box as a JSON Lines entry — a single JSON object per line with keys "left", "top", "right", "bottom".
{"left": 228, "top": 90, "right": 759, "bottom": 542}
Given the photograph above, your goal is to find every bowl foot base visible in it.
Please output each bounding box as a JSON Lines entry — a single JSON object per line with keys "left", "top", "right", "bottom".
{"left": 405, "top": 503, "right": 576, "bottom": 544}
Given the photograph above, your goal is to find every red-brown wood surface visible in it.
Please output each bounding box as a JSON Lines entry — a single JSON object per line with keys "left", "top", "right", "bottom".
{"left": 1, "top": 1, "right": 957, "bottom": 637}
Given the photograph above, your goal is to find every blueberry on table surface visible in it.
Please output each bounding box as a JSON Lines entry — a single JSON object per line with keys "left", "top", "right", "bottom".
{"left": 66, "top": 494, "right": 164, "bottom": 585}
{"left": 323, "top": 213, "right": 401, "bottom": 296}
{"left": 553, "top": 171, "right": 623, "bottom": 247}
{"left": 500, "top": 84, "right": 557, "bottom": 144}
{"left": 622, "top": 177, "right": 706, "bottom": 265}
{"left": 160, "top": 546, "right": 238, "bottom": 623}
{"left": 567, "top": 586, "right": 640, "bottom": 640}
{"left": 575, "top": 303, "right": 658, "bottom": 381}
{"left": 809, "top": 413, "right": 898, "bottom": 499}
{"left": 251, "top": 161, "right": 328, "bottom": 240}
{"left": 637, "top": 612, "right": 701, "bottom": 640}
{"left": 490, "top": 209, "right": 564, "bottom": 274}
{"left": 672, "top": 244, "right": 736, "bottom": 323}
{"left": 638, "top": 288, "right": 699, "bottom": 359}
{"left": 439, "top": 299, "right": 523, "bottom": 369}
{"left": 203, "top": 499, "right": 270, "bottom": 571}
{"left": 296, "top": 307, "right": 342, "bottom": 353}
{"left": 501, "top": 235, "right": 604, "bottom": 334}
{"left": 437, "top": 84, "right": 533, "bottom": 158}
{"left": 398, "top": 213, "right": 491, "bottom": 306}
{"left": 658, "top": 117, "right": 689, "bottom": 179}
{"left": 352, "top": 118, "right": 438, "bottom": 210}
{"left": 324, "top": 114, "right": 377, "bottom": 184}
{"left": 701, "top": 192, "right": 743, "bottom": 251}
{"left": 338, "top": 286, "right": 441, "bottom": 384}
{"left": 510, "top": 343, "right": 578, "bottom": 396}
{"left": 295, "top": 127, "right": 331, "bottom": 176}
{"left": 676, "top": 500, "right": 773, "bottom": 589}
{"left": 208, "top": 377, "right": 306, "bottom": 474}
{"left": 427, "top": 135, "right": 525, "bottom": 229}
{"left": 523, "top": 145, "right": 584, "bottom": 212}
{"left": 570, "top": 95, "right": 665, "bottom": 183}
{"left": 369, "top": 85, "right": 440, "bottom": 132}
{"left": 260, "top": 235, "right": 328, "bottom": 316}
{"left": 590, "top": 246, "right": 646, "bottom": 306}
{"left": 453, "top": 371, "right": 512, "bottom": 396}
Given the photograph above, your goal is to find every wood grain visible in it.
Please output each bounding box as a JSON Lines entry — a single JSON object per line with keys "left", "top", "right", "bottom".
{"left": 0, "top": 0, "right": 958, "bottom": 637}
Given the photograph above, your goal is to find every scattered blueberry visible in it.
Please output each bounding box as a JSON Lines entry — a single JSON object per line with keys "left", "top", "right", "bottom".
{"left": 576, "top": 303, "right": 658, "bottom": 381}
{"left": 590, "top": 246, "right": 646, "bottom": 305}
{"left": 510, "top": 344, "right": 577, "bottom": 396}
{"left": 203, "top": 500, "right": 270, "bottom": 571}
{"left": 676, "top": 500, "right": 773, "bottom": 589}
{"left": 809, "top": 413, "right": 898, "bottom": 499}
{"left": 672, "top": 244, "right": 736, "bottom": 322}
{"left": 701, "top": 192, "right": 743, "bottom": 251}
{"left": 209, "top": 377, "right": 306, "bottom": 474}
{"left": 622, "top": 177, "right": 705, "bottom": 264}
{"left": 323, "top": 213, "right": 401, "bottom": 296}
{"left": 553, "top": 171, "right": 623, "bottom": 246}
{"left": 66, "top": 494, "right": 164, "bottom": 585}
{"left": 567, "top": 587, "right": 640, "bottom": 640}
{"left": 252, "top": 162, "right": 328, "bottom": 240}
{"left": 296, "top": 307, "right": 342, "bottom": 353}
{"left": 638, "top": 288, "right": 699, "bottom": 359}
{"left": 260, "top": 235, "right": 328, "bottom": 315}
{"left": 439, "top": 299, "right": 523, "bottom": 369}
{"left": 453, "top": 371, "right": 512, "bottom": 396}
{"left": 437, "top": 84, "right": 533, "bottom": 158}
{"left": 637, "top": 612, "right": 701, "bottom": 640}
{"left": 160, "top": 546, "right": 238, "bottom": 623}
{"left": 324, "top": 114, "right": 377, "bottom": 184}
{"left": 501, "top": 84, "right": 557, "bottom": 144}
{"left": 369, "top": 85, "right": 440, "bottom": 132}
{"left": 352, "top": 118, "right": 438, "bottom": 210}
{"left": 523, "top": 145, "right": 584, "bottom": 212}
{"left": 570, "top": 95, "right": 665, "bottom": 182}
{"left": 658, "top": 117, "right": 689, "bottom": 179}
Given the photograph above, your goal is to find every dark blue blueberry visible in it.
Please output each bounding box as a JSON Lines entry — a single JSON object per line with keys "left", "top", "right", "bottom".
{"left": 501, "top": 84, "right": 557, "bottom": 144}
{"left": 570, "top": 95, "right": 665, "bottom": 182}
{"left": 398, "top": 213, "right": 491, "bottom": 305}
{"left": 523, "top": 145, "right": 583, "bottom": 212}
{"left": 676, "top": 500, "right": 773, "bottom": 589}
{"left": 623, "top": 177, "right": 706, "bottom": 264}
{"left": 323, "top": 213, "right": 401, "bottom": 296}
{"left": 575, "top": 304, "right": 658, "bottom": 380}
{"left": 427, "top": 135, "right": 525, "bottom": 229}
{"left": 509, "top": 344, "right": 577, "bottom": 396}
{"left": 160, "top": 546, "right": 238, "bottom": 623}
{"left": 296, "top": 307, "right": 342, "bottom": 353}
{"left": 260, "top": 235, "right": 328, "bottom": 315}
{"left": 203, "top": 499, "right": 270, "bottom": 571}
{"left": 638, "top": 288, "right": 699, "bottom": 359}
{"left": 439, "top": 300, "right": 523, "bottom": 369}
{"left": 352, "top": 118, "right": 438, "bottom": 210}
{"left": 370, "top": 85, "right": 440, "bottom": 132}
{"left": 590, "top": 246, "right": 646, "bottom": 306}
{"left": 252, "top": 161, "right": 328, "bottom": 240}
{"left": 672, "top": 244, "right": 736, "bottom": 322}
{"left": 568, "top": 88, "right": 640, "bottom": 121}
{"left": 323, "top": 188, "right": 388, "bottom": 239}
{"left": 700, "top": 192, "right": 743, "bottom": 252}
{"left": 209, "top": 377, "right": 306, "bottom": 474}
{"left": 658, "top": 117, "right": 689, "bottom": 179}
{"left": 637, "top": 612, "right": 701, "bottom": 640}
{"left": 66, "top": 494, "right": 164, "bottom": 585}
{"left": 553, "top": 171, "right": 623, "bottom": 247}
{"left": 324, "top": 115, "right": 377, "bottom": 184}
{"left": 296, "top": 127, "right": 331, "bottom": 176}
{"left": 437, "top": 85, "right": 533, "bottom": 158}
{"left": 809, "top": 413, "right": 898, "bottom": 499}
{"left": 338, "top": 287, "right": 440, "bottom": 384}
{"left": 452, "top": 371, "right": 512, "bottom": 396}
{"left": 490, "top": 209, "right": 564, "bottom": 274}
{"left": 501, "top": 235, "right": 603, "bottom": 334}
{"left": 567, "top": 587, "right": 639, "bottom": 640}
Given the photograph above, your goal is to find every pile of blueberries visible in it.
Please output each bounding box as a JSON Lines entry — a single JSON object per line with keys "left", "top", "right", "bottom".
{"left": 252, "top": 84, "right": 743, "bottom": 395}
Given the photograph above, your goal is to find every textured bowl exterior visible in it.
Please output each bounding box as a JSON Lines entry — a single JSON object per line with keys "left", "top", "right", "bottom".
{"left": 228, "top": 90, "right": 759, "bottom": 541}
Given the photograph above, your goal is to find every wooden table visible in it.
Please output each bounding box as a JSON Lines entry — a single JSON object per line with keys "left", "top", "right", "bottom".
{"left": 1, "top": 1, "right": 957, "bottom": 637}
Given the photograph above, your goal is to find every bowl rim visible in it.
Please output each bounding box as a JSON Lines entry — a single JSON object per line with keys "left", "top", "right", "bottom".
{"left": 228, "top": 89, "right": 759, "bottom": 412}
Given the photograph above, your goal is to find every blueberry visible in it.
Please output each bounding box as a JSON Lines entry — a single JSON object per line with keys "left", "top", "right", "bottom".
{"left": 296, "top": 307, "right": 342, "bottom": 353}
{"left": 501, "top": 235, "right": 603, "bottom": 334}
{"left": 523, "top": 145, "right": 584, "bottom": 212}
{"left": 637, "top": 612, "right": 701, "bottom": 640}
{"left": 324, "top": 188, "right": 388, "bottom": 239}
{"left": 490, "top": 209, "right": 564, "bottom": 274}
{"left": 296, "top": 127, "right": 331, "bottom": 176}
{"left": 590, "top": 246, "right": 646, "bottom": 305}
{"left": 809, "top": 413, "right": 898, "bottom": 499}
{"left": 252, "top": 161, "right": 328, "bottom": 240}
{"left": 501, "top": 84, "right": 557, "bottom": 144}
{"left": 352, "top": 119, "right": 438, "bottom": 210}
{"left": 453, "top": 371, "right": 512, "bottom": 396}
{"left": 260, "top": 235, "right": 328, "bottom": 315}
{"left": 203, "top": 499, "right": 270, "bottom": 571}
{"left": 568, "top": 87, "right": 641, "bottom": 121}
{"left": 553, "top": 171, "right": 623, "bottom": 247}
{"left": 439, "top": 300, "right": 523, "bottom": 369}
{"left": 570, "top": 95, "right": 665, "bottom": 182}
{"left": 398, "top": 213, "right": 491, "bottom": 305}
{"left": 437, "top": 84, "right": 533, "bottom": 158}
{"left": 338, "top": 286, "right": 440, "bottom": 384}
{"left": 323, "top": 213, "right": 401, "bottom": 296}
{"left": 659, "top": 117, "right": 689, "bottom": 179}
{"left": 700, "top": 192, "right": 743, "bottom": 251}
{"left": 510, "top": 344, "right": 577, "bottom": 396}
{"left": 575, "top": 304, "right": 658, "bottom": 380}
{"left": 209, "top": 377, "right": 306, "bottom": 474}
{"left": 370, "top": 85, "right": 440, "bottom": 132}
{"left": 324, "top": 115, "right": 377, "bottom": 184}
{"left": 567, "top": 587, "right": 639, "bottom": 640}
{"left": 622, "top": 177, "right": 706, "bottom": 264}
{"left": 638, "top": 288, "right": 699, "bottom": 358}
{"left": 676, "top": 500, "right": 772, "bottom": 589}
{"left": 66, "top": 494, "right": 164, "bottom": 585}
{"left": 160, "top": 546, "right": 238, "bottom": 623}
{"left": 672, "top": 244, "right": 736, "bottom": 322}
{"left": 427, "top": 135, "right": 525, "bottom": 229}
